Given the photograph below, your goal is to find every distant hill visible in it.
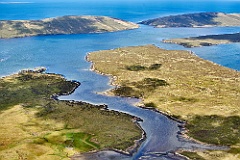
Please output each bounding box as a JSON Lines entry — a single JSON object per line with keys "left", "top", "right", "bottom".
{"left": 0, "top": 15, "right": 139, "bottom": 38}
{"left": 139, "top": 12, "right": 240, "bottom": 28}
{"left": 163, "top": 32, "right": 240, "bottom": 48}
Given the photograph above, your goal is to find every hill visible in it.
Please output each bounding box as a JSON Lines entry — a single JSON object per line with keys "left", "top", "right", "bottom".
{"left": 0, "top": 15, "right": 139, "bottom": 38}
{"left": 139, "top": 12, "right": 240, "bottom": 28}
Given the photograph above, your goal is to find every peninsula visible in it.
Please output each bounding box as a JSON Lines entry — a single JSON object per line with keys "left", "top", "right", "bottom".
{"left": 87, "top": 45, "right": 240, "bottom": 160}
{"left": 163, "top": 32, "right": 240, "bottom": 47}
{"left": 139, "top": 12, "right": 240, "bottom": 28}
{"left": 0, "top": 15, "right": 139, "bottom": 38}
{"left": 0, "top": 68, "right": 142, "bottom": 159}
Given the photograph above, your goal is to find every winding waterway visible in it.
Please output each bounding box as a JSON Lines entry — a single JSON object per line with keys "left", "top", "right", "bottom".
{"left": 0, "top": 1, "right": 240, "bottom": 159}
{"left": 0, "top": 26, "right": 236, "bottom": 160}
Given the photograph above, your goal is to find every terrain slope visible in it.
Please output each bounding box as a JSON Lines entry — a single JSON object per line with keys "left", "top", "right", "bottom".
{"left": 140, "top": 12, "right": 240, "bottom": 28}
{"left": 0, "top": 15, "right": 139, "bottom": 38}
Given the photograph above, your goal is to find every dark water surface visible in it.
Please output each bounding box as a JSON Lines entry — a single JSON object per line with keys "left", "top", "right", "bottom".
{"left": 0, "top": 1, "right": 239, "bottom": 159}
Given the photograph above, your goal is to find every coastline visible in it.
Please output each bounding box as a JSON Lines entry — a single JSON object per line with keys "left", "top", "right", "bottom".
{"left": 0, "top": 15, "right": 139, "bottom": 39}
{"left": 139, "top": 12, "right": 240, "bottom": 28}
{"left": 87, "top": 54, "right": 230, "bottom": 154}
{"left": 86, "top": 52, "right": 148, "bottom": 156}
{"left": 86, "top": 52, "right": 189, "bottom": 153}
{"left": 86, "top": 45, "right": 240, "bottom": 159}
{"left": 0, "top": 68, "right": 145, "bottom": 159}
{"left": 65, "top": 100, "right": 147, "bottom": 157}
{"left": 40, "top": 68, "right": 148, "bottom": 157}
{"left": 162, "top": 32, "right": 240, "bottom": 48}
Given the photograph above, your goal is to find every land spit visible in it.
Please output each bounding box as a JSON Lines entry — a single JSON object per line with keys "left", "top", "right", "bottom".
{"left": 163, "top": 32, "right": 240, "bottom": 48}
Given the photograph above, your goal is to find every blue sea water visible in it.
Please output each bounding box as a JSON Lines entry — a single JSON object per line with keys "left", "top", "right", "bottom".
{"left": 0, "top": 0, "right": 239, "bottom": 75}
{"left": 0, "top": 1, "right": 239, "bottom": 159}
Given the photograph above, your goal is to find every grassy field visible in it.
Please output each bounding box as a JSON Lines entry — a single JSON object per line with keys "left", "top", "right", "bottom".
{"left": 87, "top": 45, "right": 240, "bottom": 160}
{"left": 0, "top": 69, "right": 142, "bottom": 160}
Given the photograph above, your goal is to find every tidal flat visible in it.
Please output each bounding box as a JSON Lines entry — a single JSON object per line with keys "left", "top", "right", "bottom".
{"left": 0, "top": 68, "right": 143, "bottom": 160}
{"left": 87, "top": 45, "right": 240, "bottom": 160}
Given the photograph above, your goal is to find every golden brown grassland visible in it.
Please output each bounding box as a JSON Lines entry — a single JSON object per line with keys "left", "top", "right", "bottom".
{"left": 87, "top": 45, "right": 240, "bottom": 160}
{"left": 0, "top": 69, "right": 142, "bottom": 160}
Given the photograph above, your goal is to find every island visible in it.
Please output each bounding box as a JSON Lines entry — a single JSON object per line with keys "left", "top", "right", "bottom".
{"left": 87, "top": 45, "right": 240, "bottom": 160}
{"left": 139, "top": 12, "right": 240, "bottom": 28}
{"left": 0, "top": 68, "right": 143, "bottom": 159}
{"left": 163, "top": 32, "right": 240, "bottom": 47}
{"left": 0, "top": 15, "right": 139, "bottom": 38}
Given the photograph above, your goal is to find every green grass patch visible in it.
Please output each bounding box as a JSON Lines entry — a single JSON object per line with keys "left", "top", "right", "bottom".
{"left": 134, "top": 78, "right": 169, "bottom": 90}
{"left": 113, "top": 78, "right": 168, "bottom": 98}
{"left": 36, "top": 100, "right": 142, "bottom": 150}
{"left": 65, "top": 132, "right": 100, "bottom": 151}
{"left": 186, "top": 115, "right": 240, "bottom": 146}
{"left": 125, "top": 65, "right": 147, "bottom": 71}
{"left": 33, "top": 132, "right": 99, "bottom": 152}
{"left": 113, "top": 85, "right": 140, "bottom": 97}
{"left": 125, "top": 63, "right": 162, "bottom": 71}
{"left": 0, "top": 72, "right": 78, "bottom": 111}
{"left": 148, "top": 63, "right": 162, "bottom": 70}
{"left": 144, "top": 102, "right": 157, "bottom": 108}
{"left": 228, "top": 147, "right": 240, "bottom": 154}
{"left": 173, "top": 96, "right": 198, "bottom": 103}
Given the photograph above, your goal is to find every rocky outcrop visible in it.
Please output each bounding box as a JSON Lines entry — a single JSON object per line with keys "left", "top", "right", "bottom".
{"left": 0, "top": 15, "right": 139, "bottom": 38}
